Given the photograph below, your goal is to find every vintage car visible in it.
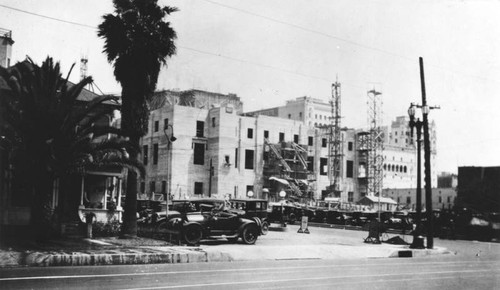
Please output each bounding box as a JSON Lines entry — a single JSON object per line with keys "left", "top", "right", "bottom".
{"left": 230, "top": 198, "right": 269, "bottom": 235}
{"left": 267, "top": 201, "right": 300, "bottom": 226}
{"left": 157, "top": 199, "right": 261, "bottom": 245}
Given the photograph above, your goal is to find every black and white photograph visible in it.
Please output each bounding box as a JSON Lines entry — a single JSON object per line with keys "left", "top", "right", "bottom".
{"left": 0, "top": 0, "right": 499, "bottom": 289}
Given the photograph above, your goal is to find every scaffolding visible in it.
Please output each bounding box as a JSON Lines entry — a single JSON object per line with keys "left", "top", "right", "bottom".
{"left": 264, "top": 139, "right": 313, "bottom": 201}
{"left": 328, "top": 80, "right": 343, "bottom": 197}
{"left": 367, "top": 89, "right": 384, "bottom": 196}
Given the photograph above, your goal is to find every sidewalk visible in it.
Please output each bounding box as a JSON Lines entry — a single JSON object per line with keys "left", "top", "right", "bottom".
{"left": 0, "top": 235, "right": 452, "bottom": 267}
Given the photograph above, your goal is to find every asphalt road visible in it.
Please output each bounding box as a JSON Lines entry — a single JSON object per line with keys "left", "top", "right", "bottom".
{"left": 1, "top": 225, "right": 499, "bottom": 290}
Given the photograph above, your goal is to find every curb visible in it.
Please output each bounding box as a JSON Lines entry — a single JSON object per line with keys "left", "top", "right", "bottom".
{"left": 0, "top": 248, "right": 233, "bottom": 267}
{"left": 389, "top": 247, "right": 453, "bottom": 258}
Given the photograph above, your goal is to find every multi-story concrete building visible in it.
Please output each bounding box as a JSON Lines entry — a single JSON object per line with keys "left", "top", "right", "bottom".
{"left": 141, "top": 91, "right": 439, "bottom": 205}
{"left": 0, "top": 28, "right": 13, "bottom": 68}
{"left": 382, "top": 116, "right": 437, "bottom": 189}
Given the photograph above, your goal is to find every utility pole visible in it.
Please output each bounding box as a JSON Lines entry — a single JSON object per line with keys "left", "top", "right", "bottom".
{"left": 420, "top": 57, "right": 433, "bottom": 249}
{"left": 419, "top": 57, "right": 440, "bottom": 249}
{"left": 208, "top": 158, "right": 214, "bottom": 197}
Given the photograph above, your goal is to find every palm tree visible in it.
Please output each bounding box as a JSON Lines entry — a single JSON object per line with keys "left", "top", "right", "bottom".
{"left": 0, "top": 57, "right": 143, "bottom": 239}
{"left": 98, "top": 0, "right": 177, "bottom": 237}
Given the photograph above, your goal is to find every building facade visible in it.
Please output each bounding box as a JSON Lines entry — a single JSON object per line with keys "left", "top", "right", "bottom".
{"left": 457, "top": 166, "right": 500, "bottom": 213}
{"left": 141, "top": 91, "right": 439, "bottom": 205}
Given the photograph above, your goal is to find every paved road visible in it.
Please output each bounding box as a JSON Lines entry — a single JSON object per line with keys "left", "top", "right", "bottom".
{"left": 1, "top": 224, "right": 499, "bottom": 289}
{"left": 1, "top": 256, "right": 498, "bottom": 289}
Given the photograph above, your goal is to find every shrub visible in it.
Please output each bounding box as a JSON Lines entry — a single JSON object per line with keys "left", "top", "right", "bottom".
{"left": 93, "top": 220, "right": 121, "bottom": 237}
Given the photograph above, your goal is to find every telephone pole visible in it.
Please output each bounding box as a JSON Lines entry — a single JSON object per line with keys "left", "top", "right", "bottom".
{"left": 420, "top": 57, "right": 433, "bottom": 249}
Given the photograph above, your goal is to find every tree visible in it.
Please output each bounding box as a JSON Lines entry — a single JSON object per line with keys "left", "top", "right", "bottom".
{"left": 98, "top": 0, "right": 177, "bottom": 237}
{"left": 0, "top": 57, "right": 142, "bottom": 239}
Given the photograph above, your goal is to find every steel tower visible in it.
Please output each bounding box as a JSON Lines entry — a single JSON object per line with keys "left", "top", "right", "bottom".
{"left": 329, "top": 79, "right": 343, "bottom": 197}
{"left": 367, "top": 89, "right": 384, "bottom": 197}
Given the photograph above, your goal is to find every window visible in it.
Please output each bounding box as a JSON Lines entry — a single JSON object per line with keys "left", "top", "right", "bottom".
{"left": 194, "top": 182, "right": 203, "bottom": 195}
{"left": 149, "top": 181, "right": 156, "bottom": 193}
{"left": 346, "top": 160, "right": 354, "bottom": 178}
{"left": 307, "top": 156, "right": 314, "bottom": 171}
{"left": 143, "top": 145, "right": 148, "bottom": 165}
{"left": 288, "top": 114, "right": 291, "bottom": 119}
{"left": 245, "top": 150, "right": 254, "bottom": 169}
{"left": 224, "top": 155, "right": 230, "bottom": 165}
{"left": 308, "top": 136, "right": 313, "bottom": 146}
{"left": 322, "top": 138, "right": 327, "bottom": 148}
{"left": 153, "top": 143, "right": 159, "bottom": 165}
{"left": 279, "top": 132, "right": 284, "bottom": 142}
{"left": 348, "top": 192, "right": 354, "bottom": 202}
{"left": 235, "top": 148, "right": 238, "bottom": 168}
{"left": 447, "top": 196, "right": 451, "bottom": 203}
{"left": 439, "top": 196, "right": 442, "bottom": 203}
{"left": 194, "top": 143, "right": 205, "bottom": 165}
{"left": 264, "top": 130, "right": 269, "bottom": 139}
{"left": 320, "top": 158, "right": 328, "bottom": 175}
{"left": 247, "top": 128, "right": 253, "bottom": 139}
{"left": 154, "top": 121, "right": 159, "bottom": 132}
{"left": 348, "top": 142, "right": 353, "bottom": 151}
{"left": 140, "top": 181, "right": 145, "bottom": 193}
{"left": 196, "top": 121, "right": 204, "bottom": 137}
{"left": 294, "top": 134, "right": 299, "bottom": 143}
{"left": 164, "top": 118, "right": 169, "bottom": 129}
{"left": 212, "top": 117, "right": 216, "bottom": 127}
{"left": 299, "top": 112, "right": 302, "bottom": 118}
{"left": 406, "top": 196, "right": 411, "bottom": 204}
{"left": 161, "top": 181, "right": 167, "bottom": 194}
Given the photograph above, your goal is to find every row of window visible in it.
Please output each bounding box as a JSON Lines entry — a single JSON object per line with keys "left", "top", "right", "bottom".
{"left": 384, "top": 164, "right": 408, "bottom": 173}
{"left": 140, "top": 180, "right": 254, "bottom": 197}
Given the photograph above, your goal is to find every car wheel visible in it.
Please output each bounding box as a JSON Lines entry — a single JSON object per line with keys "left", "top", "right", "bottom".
{"left": 182, "top": 225, "right": 202, "bottom": 245}
{"left": 241, "top": 225, "right": 259, "bottom": 244}
{"left": 261, "top": 221, "right": 269, "bottom": 235}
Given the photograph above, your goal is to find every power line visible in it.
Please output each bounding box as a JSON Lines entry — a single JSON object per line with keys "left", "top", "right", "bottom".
{"left": 201, "top": 0, "right": 500, "bottom": 84}
{"left": 0, "top": 4, "right": 96, "bottom": 29}
{"left": 2, "top": 2, "right": 498, "bottom": 85}
{"left": 201, "top": 0, "right": 413, "bottom": 62}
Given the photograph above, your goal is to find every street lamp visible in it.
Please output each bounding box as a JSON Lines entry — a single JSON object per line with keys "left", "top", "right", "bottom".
{"left": 408, "top": 103, "right": 425, "bottom": 249}
{"left": 163, "top": 125, "right": 176, "bottom": 216}
{"left": 279, "top": 190, "right": 286, "bottom": 200}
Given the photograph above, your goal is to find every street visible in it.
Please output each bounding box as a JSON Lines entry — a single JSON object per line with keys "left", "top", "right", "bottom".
{"left": 1, "top": 225, "right": 499, "bottom": 289}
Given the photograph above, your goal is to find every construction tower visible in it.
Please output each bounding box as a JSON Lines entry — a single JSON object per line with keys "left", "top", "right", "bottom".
{"left": 328, "top": 79, "right": 343, "bottom": 198}
{"left": 367, "top": 89, "right": 384, "bottom": 196}
{"left": 80, "top": 55, "right": 88, "bottom": 81}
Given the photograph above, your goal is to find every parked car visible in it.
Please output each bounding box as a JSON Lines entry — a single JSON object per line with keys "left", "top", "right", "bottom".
{"left": 267, "top": 201, "right": 299, "bottom": 226}
{"left": 230, "top": 198, "right": 269, "bottom": 235}
{"left": 158, "top": 200, "right": 261, "bottom": 245}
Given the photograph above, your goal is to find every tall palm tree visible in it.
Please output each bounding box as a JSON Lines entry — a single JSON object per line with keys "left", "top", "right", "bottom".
{"left": 0, "top": 57, "right": 143, "bottom": 239}
{"left": 98, "top": 0, "right": 177, "bottom": 237}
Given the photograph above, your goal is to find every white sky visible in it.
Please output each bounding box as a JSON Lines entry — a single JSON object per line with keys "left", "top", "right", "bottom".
{"left": 1, "top": 0, "right": 500, "bottom": 174}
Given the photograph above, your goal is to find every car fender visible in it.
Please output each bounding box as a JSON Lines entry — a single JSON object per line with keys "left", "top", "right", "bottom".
{"left": 238, "top": 218, "right": 260, "bottom": 235}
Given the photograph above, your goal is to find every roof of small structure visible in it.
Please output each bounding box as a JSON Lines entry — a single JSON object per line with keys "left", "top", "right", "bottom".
{"left": 359, "top": 196, "right": 397, "bottom": 204}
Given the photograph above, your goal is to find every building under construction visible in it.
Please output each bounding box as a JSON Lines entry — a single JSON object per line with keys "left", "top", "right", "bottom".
{"left": 263, "top": 140, "right": 315, "bottom": 203}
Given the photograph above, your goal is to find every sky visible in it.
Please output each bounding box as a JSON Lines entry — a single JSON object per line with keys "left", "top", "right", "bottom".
{"left": 1, "top": 0, "right": 500, "bottom": 174}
